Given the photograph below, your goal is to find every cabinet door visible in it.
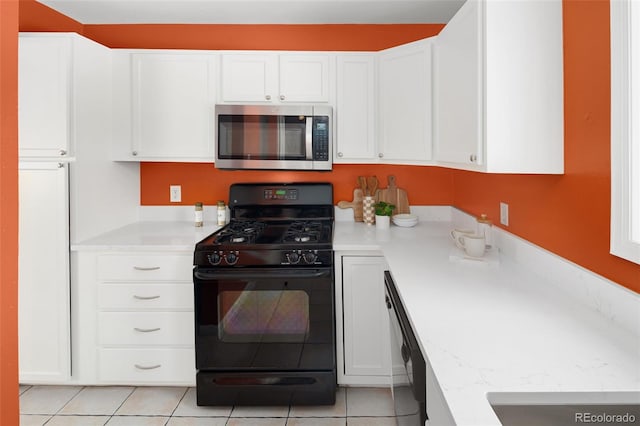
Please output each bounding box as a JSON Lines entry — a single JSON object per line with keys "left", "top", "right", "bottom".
{"left": 378, "top": 39, "right": 433, "bottom": 163}
{"left": 341, "top": 256, "right": 390, "bottom": 378}
{"left": 335, "top": 54, "right": 376, "bottom": 162}
{"left": 433, "top": 0, "right": 483, "bottom": 166}
{"left": 18, "top": 35, "right": 71, "bottom": 159}
{"left": 19, "top": 162, "right": 70, "bottom": 383}
{"left": 279, "top": 54, "right": 330, "bottom": 102}
{"left": 220, "top": 53, "right": 278, "bottom": 102}
{"left": 131, "top": 53, "right": 216, "bottom": 160}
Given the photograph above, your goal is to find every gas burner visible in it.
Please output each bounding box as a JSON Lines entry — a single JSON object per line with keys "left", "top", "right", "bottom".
{"left": 215, "top": 220, "right": 267, "bottom": 244}
{"left": 282, "top": 221, "right": 324, "bottom": 244}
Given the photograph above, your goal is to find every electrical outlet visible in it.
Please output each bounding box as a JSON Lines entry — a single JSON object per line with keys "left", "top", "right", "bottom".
{"left": 170, "top": 185, "right": 181, "bottom": 203}
{"left": 500, "top": 202, "right": 509, "bottom": 226}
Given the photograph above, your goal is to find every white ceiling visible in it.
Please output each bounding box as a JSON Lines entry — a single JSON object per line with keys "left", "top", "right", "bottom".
{"left": 36, "top": 0, "right": 465, "bottom": 24}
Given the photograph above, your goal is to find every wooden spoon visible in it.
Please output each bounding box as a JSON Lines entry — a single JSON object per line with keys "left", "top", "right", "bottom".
{"left": 367, "top": 176, "right": 378, "bottom": 198}
{"left": 358, "top": 176, "right": 368, "bottom": 197}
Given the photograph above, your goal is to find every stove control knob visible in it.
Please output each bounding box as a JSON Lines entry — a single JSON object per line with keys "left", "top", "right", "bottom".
{"left": 286, "top": 252, "right": 301, "bottom": 264}
{"left": 225, "top": 252, "right": 238, "bottom": 265}
{"left": 208, "top": 252, "right": 222, "bottom": 265}
{"left": 303, "top": 251, "right": 318, "bottom": 264}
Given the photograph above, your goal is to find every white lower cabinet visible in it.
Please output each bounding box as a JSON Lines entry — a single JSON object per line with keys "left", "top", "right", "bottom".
{"left": 73, "top": 251, "right": 196, "bottom": 385}
{"left": 18, "top": 162, "right": 70, "bottom": 383}
{"left": 336, "top": 252, "right": 391, "bottom": 385}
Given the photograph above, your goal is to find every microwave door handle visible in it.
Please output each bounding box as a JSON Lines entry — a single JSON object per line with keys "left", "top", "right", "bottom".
{"left": 305, "top": 117, "right": 313, "bottom": 160}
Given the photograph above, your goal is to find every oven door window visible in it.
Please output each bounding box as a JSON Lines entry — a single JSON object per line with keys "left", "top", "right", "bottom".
{"left": 218, "top": 114, "right": 306, "bottom": 160}
{"left": 194, "top": 270, "right": 335, "bottom": 371}
{"left": 219, "top": 289, "right": 309, "bottom": 343}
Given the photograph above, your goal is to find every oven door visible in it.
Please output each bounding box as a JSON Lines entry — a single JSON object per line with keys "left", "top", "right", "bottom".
{"left": 194, "top": 267, "right": 335, "bottom": 372}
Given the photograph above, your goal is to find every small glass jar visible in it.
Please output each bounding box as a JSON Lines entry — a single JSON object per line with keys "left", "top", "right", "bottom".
{"left": 217, "top": 200, "right": 226, "bottom": 226}
{"left": 195, "top": 202, "right": 204, "bottom": 227}
{"left": 476, "top": 213, "right": 492, "bottom": 248}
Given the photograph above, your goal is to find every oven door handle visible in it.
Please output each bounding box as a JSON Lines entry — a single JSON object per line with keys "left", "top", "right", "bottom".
{"left": 194, "top": 268, "right": 331, "bottom": 281}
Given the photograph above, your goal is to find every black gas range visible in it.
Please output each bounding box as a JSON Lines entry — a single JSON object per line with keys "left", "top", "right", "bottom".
{"left": 193, "top": 182, "right": 336, "bottom": 406}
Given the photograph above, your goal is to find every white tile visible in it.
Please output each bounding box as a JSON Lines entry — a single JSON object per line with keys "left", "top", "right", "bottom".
{"left": 230, "top": 405, "right": 289, "bottom": 418}
{"left": 166, "top": 417, "right": 228, "bottom": 426}
{"left": 106, "top": 416, "right": 169, "bottom": 426}
{"left": 287, "top": 418, "right": 346, "bottom": 426}
{"left": 346, "top": 388, "right": 394, "bottom": 417}
{"left": 19, "top": 414, "right": 50, "bottom": 426}
{"left": 115, "top": 386, "right": 187, "bottom": 416}
{"left": 45, "top": 415, "right": 110, "bottom": 425}
{"left": 347, "top": 417, "right": 397, "bottom": 426}
{"left": 173, "top": 387, "right": 232, "bottom": 417}
{"left": 289, "top": 387, "right": 346, "bottom": 417}
{"left": 59, "top": 386, "right": 134, "bottom": 415}
{"left": 227, "top": 418, "right": 287, "bottom": 426}
{"left": 20, "top": 385, "right": 83, "bottom": 415}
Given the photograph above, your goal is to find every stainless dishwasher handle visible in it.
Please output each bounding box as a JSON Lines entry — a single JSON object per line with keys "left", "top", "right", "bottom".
{"left": 133, "top": 266, "right": 161, "bottom": 271}
{"left": 133, "top": 295, "right": 161, "bottom": 300}
{"left": 134, "top": 327, "right": 161, "bottom": 333}
{"left": 134, "top": 364, "right": 161, "bottom": 370}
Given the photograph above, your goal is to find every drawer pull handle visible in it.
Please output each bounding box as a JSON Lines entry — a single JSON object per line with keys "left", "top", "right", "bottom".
{"left": 134, "top": 327, "right": 161, "bottom": 333}
{"left": 133, "top": 266, "right": 161, "bottom": 271}
{"left": 133, "top": 295, "right": 161, "bottom": 300}
{"left": 134, "top": 364, "right": 161, "bottom": 370}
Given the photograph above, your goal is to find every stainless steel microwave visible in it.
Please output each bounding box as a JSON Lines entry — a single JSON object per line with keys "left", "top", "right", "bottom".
{"left": 214, "top": 104, "right": 332, "bottom": 171}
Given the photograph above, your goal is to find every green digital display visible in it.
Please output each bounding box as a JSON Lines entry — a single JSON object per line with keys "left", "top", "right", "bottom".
{"left": 275, "top": 189, "right": 287, "bottom": 195}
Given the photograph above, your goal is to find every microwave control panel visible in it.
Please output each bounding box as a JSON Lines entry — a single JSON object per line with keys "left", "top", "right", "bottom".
{"left": 312, "top": 117, "right": 330, "bottom": 161}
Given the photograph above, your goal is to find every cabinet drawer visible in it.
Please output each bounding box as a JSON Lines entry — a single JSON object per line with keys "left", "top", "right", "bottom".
{"left": 99, "top": 312, "right": 194, "bottom": 346}
{"left": 98, "top": 283, "right": 193, "bottom": 310}
{"left": 97, "top": 254, "right": 192, "bottom": 281}
{"left": 98, "top": 348, "right": 195, "bottom": 384}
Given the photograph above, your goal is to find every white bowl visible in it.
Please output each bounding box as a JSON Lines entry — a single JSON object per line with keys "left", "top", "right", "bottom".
{"left": 392, "top": 214, "right": 418, "bottom": 227}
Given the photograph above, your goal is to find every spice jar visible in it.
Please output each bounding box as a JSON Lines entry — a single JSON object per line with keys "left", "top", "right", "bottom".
{"left": 217, "top": 200, "right": 226, "bottom": 226}
{"left": 195, "top": 202, "right": 204, "bottom": 227}
{"left": 476, "top": 213, "right": 492, "bottom": 248}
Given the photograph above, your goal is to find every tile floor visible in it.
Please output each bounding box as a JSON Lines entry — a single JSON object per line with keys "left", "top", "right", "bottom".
{"left": 19, "top": 385, "right": 397, "bottom": 425}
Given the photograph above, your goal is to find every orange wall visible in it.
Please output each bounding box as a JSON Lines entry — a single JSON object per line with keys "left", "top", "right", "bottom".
{"left": 140, "top": 164, "right": 455, "bottom": 207}
{"left": 1, "top": 0, "right": 20, "bottom": 423}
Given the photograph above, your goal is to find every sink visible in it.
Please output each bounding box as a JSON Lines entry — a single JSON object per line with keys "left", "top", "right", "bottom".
{"left": 487, "top": 392, "right": 640, "bottom": 426}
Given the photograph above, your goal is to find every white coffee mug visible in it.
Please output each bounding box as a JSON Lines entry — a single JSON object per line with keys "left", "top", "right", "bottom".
{"left": 459, "top": 234, "right": 486, "bottom": 258}
{"left": 450, "top": 229, "right": 475, "bottom": 249}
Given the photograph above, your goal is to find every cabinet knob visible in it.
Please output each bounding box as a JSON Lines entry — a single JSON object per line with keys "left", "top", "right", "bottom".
{"left": 265, "top": 95, "right": 271, "bottom": 101}
{"left": 378, "top": 153, "right": 384, "bottom": 158}
{"left": 59, "top": 149, "right": 67, "bottom": 156}
{"left": 337, "top": 152, "right": 344, "bottom": 158}
{"left": 279, "top": 95, "right": 285, "bottom": 101}
{"left": 469, "top": 154, "right": 477, "bottom": 163}
{"left": 132, "top": 151, "right": 138, "bottom": 156}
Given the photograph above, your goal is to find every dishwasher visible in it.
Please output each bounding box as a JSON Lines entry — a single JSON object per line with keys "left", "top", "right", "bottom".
{"left": 384, "top": 271, "right": 427, "bottom": 426}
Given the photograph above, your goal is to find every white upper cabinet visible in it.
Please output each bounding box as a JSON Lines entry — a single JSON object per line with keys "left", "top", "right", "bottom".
{"left": 19, "top": 33, "right": 108, "bottom": 160}
{"left": 19, "top": 35, "right": 71, "bottom": 159}
{"left": 378, "top": 38, "right": 434, "bottom": 164}
{"left": 220, "top": 53, "right": 331, "bottom": 103}
{"left": 334, "top": 54, "right": 377, "bottom": 162}
{"left": 434, "top": 0, "right": 564, "bottom": 173}
{"left": 112, "top": 51, "right": 216, "bottom": 162}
